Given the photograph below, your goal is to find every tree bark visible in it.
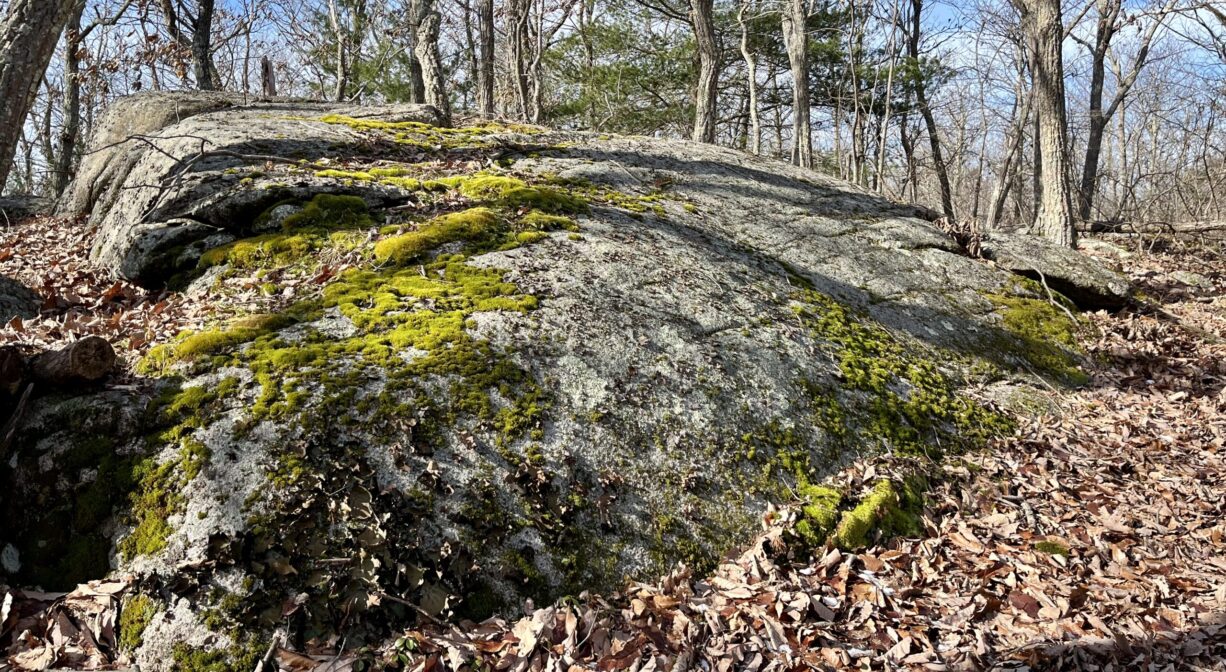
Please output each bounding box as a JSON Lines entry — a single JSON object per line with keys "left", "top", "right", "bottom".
{"left": 30, "top": 336, "right": 115, "bottom": 387}
{"left": 908, "top": 0, "right": 955, "bottom": 221}
{"left": 1076, "top": 0, "right": 1174, "bottom": 223}
{"left": 1014, "top": 0, "right": 1076, "bottom": 247}
{"left": 781, "top": 0, "right": 812, "bottom": 166}
{"left": 54, "top": 2, "right": 86, "bottom": 197}
{"left": 477, "top": 0, "right": 496, "bottom": 117}
{"left": 414, "top": 0, "right": 451, "bottom": 124}
{"left": 737, "top": 0, "right": 760, "bottom": 155}
{"left": 191, "top": 0, "right": 218, "bottom": 90}
{"left": 510, "top": 0, "right": 533, "bottom": 120}
{"left": 0, "top": 0, "right": 78, "bottom": 194}
{"left": 690, "top": 0, "right": 719, "bottom": 143}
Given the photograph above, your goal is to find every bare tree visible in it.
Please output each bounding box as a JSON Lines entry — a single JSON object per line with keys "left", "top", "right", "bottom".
{"left": 157, "top": 0, "right": 221, "bottom": 90}
{"left": 54, "top": 0, "right": 136, "bottom": 196}
{"left": 907, "top": 0, "right": 956, "bottom": 221}
{"left": 737, "top": 0, "right": 760, "bottom": 154}
{"left": 690, "top": 0, "right": 719, "bottom": 143}
{"left": 1073, "top": 0, "right": 1178, "bottom": 223}
{"left": 780, "top": 0, "right": 811, "bottom": 165}
{"left": 0, "top": 0, "right": 78, "bottom": 193}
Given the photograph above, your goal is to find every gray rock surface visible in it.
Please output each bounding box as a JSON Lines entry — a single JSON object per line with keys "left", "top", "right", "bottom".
{"left": 981, "top": 232, "right": 1132, "bottom": 309}
{"left": 7, "top": 93, "right": 1119, "bottom": 668}
{"left": 0, "top": 275, "right": 39, "bottom": 321}
{"left": 66, "top": 94, "right": 443, "bottom": 285}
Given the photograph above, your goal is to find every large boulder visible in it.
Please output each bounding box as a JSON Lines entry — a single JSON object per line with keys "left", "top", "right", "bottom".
{"left": 7, "top": 94, "right": 1098, "bottom": 668}
{"left": 65, "top": 92, "right": 445, "bottom": 286}
{"left": 981, "top": 232, "right": 1132, "bottom": 309}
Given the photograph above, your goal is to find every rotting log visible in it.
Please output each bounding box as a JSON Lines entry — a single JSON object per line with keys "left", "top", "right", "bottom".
{"left": 29, "top": 336, "right": 116, "bottom": 386}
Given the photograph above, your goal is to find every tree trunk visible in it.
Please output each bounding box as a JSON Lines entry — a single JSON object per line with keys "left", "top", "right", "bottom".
{"left": 328, "top": 0, "right": 349, "bottom": 101}
{"left": 477, "top": 0, "right": 495, "bottom": 117}
{"left": 737, "top": 0, "right": 760, "bottom": 155}
{"left": 414, "top": 1, "right": 451, "bottom": 124}
{"left": 0, "top": 0, "right": 77, "bottom": 194}
{"left": 1015, "top": 0, "right": 1076, "bottom": 247}
{"left": 908, "top": 0, "right": 955, "bottom": 221}
{"left": 191, "top": 0, "right": 218, "bottom": 90}
{"left": 510, "top": 0, "right": 533, "bottom": 120}
{"left": 1076, "top": 0, "right": 1172, "bottom": 223}
{"left": 690, "top": 0, "right": 718, "bottom": 143}
{"left": 781, "top": 0, "right": 812, "bottom": 167}
{"left": 407, "top": 0, "right": 427, "bottom": 103}
{"left": 54, "top": 2, "right": 86, "bottom": 197}
{"left": 875, "top": 1, "right": 901, "bottom": 191}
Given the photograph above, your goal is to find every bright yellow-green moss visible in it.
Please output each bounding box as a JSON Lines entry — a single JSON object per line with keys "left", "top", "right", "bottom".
{"left": 985, "top": 288, "right": 1087, "bottom": 384}
{"left": 374, "top": 208, "right": 501, "bottom": 264}
{"left": 201, "top": 194, "right": 374, "bottom": 271}
{"left": 119, "top": 437, "right": 213, "bottom": 559}
{"left": 317, "top": 115, "right": 542, "bottom": 152}
{"left": 1035, "top": 540, "right": 1070, "bottom": 556}
{"left": 794, "top": 484, "right": 843, "bottom": 546}
{"left": 521, "top": 210, "right": 579, "bottom": 232}
{"left": 824, "top": 478, "right": 925, "bottom": 549}
{"left": 118, "top": 594, "right": 158, "bottom": 651}
{"left": 315, "top": 167, "right": 425, "bottom": 191}
{"left": 117, "top": 379, "right": 238, "bottom": 560}
{"left": 543, "top": 175, "right": 676, "bottom": 215}
{"left": 832, "top": 480, "right": 899, "bottom": 549}
{"left": 455, "top": 175, "right": 589, "bottom": 214}
{"left": 793, "top": 290, "right": 1012, "bottom": 457}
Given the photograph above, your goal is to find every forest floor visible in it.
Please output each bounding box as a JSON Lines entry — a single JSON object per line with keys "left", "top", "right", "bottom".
{"left": 1, "top": 218, "right": 1223, "bottom": 671}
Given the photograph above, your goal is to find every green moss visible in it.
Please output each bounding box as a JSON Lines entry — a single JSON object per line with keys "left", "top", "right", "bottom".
{"left": 172, "top": 639, "right": 266, "bottom": 672}
{"left": 119, "top": 594, "right": 158, "bottom": 651}
{"left": 521, "top": 211, "right": 579, "bottom": 232}
{"left": 200, "top": 194, "right": 375, "bottom": 270}
{"left": 117, "top": 379, "right": 238, "bottom": 560}
{"left": 317, "top": 115, "right": 542, "bottom": 152}
{"left": 984, "top": 288, "right": 1087, "bottom": 384}
{"left": 829, "top": 479, "right": 923, "bottom": 549}
{"left": 456, "top": 175, "right": 588, "bottom": 214}
{"left": 792, "top": 289, "right": 1012, "bottom": 457}
{"left": 374, "top": 208, "right": 501, "bottom": 264}
{"left": 1035, "top": 540, "right": 1070, "bottom": 556}
{"left": 794, "top": 485, "right": 843, "bottom": 546}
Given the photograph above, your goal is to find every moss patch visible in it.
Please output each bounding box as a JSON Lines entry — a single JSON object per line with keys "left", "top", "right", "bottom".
{"left": 199, "top": 194, "right": 374, "bottom": 271}
{"left": 792, "top": 289, "right": 1012, "bottom": 458}
{"left": 119, "top": 594, "right": 158, "bottom": 651}
{"left": 1034, "top": 540, "right": 1070, "bottom": 556}
{"left": 794, "top": 485, "right": 843, "bottom": 547}
{"left": 317, "top": 115, "right": 542, "bottom": 152}
{"left": 984, "top": 280, "right": 1087, "bottom": 384}
{"left": 374, "top": 208, "right": 501, "bottom": 264}
{"left": 172, "top": 639, "right": 266, "bottom": 672}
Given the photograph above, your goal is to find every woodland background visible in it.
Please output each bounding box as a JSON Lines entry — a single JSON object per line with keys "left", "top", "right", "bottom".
{"left": 0, "top": 0, "right": 1223, "bottom": 240}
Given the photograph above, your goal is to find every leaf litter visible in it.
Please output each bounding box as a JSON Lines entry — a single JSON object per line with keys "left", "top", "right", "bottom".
{"left": 1, "top": 216, "right": 1223, "bottom": 670}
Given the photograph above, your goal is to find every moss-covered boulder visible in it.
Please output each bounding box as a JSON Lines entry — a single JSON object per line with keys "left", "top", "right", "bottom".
{"left": 4, "top": 93, "right": 1117, "bottom": 670}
